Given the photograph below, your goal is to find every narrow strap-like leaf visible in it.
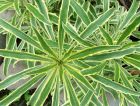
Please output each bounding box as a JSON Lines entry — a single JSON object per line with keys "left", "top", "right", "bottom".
{"left": 29, "top": 70, "right": 56, "bottom": 106}
{"left": 32, "top": 27, "right": 57, "bottom": 58}
{"left": 80, "top": 90, "right": 93, "bottom": 106}
{"left": 69, "top": 45, "right": 120, "bottom": 60}
{"left": 26, "top": 3, "right": 51, "bottom": 25}
{"left": 0, "top": 74, "right": 45, "bottom": 106}
{"left": 3, "top": 35, "right": 16, "bottom": 75}
{"left": 0, "top": 49, "right": 48, "bottom": 61}
{"left": 123, "top": 56, "right": 140, "bottom": 70}
{"left": 120, "top": 67, "right": 140, "bottom": 105}
{"left": 102, "top": 90, "right": 109, "bottom": 106}
{"left": 114, "top": 61, "right": 120, "bottom": 82}
{"left": 119, "top": 0, "right": 139, "bottom": 29}
{"left": 84, "top": 48, "right": 136, "bottom": 61}
{"left": 80, "top": 8, "right": 114, "bottom": 39}
{"left": 48, "top": 13, "right": 58, "bottom": 25}
{"left": 117, "top": 15, "right": 140, "bottom": 44}
{"left": 14, "top": 0, "right": 21, "bottom": 15}
{"left": 91, "top": 75, "right": 140, "bottom": 96}
{"left": 0, "top": 2, "right": 13, "bottom": 13}
{"left": 0, "top": 18, "right": 42, "bottom": 51}
{"left": 63, "top": 73, "right": 80, "bottom": 106}
{"left": 63, "top": 23, "right": 92, "bottom": 47}
{"left": 58, "top": 0, "right": 70, "bottom": 57}
{"left": 70, "top": 0, "right": 90, "bottom": 25}
{"left": 99, "top": 27, "right": 113, "bottom": 45}
{"left": 64, "top": 65, "right": 93, "bottom": 90}
{"left": 81, "top": 62, "right": 106, "bottom": 75}
{"left": 35, "top": 0, "right": 55, "bottom": 39}
{"left": 52, "top": 76, "right": 60, "bottom": 106}
{"left": 0, "top": 65, "right": 55, "bottom": 90}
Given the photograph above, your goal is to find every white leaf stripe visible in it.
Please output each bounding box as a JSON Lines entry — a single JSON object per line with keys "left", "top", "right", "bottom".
{"left": 69, "top": 45, "right": 120, "bottom": 60}
{"left": 26, "top": 3, "right": 51, "bottom": 25}
{"left": 0, "top": 18, "right": 42, "bottom": 51}
{"left": 0, "top": 49, "right": 48, "bottom": 61}
{"left": 91, "top": 75, "right": 140, "bottom": 96}
{"left": 58, "top": 0, "right": 70, "bottom": 56}
{"left": 0, "top": 65, "right": 55, "bottom": 90}
{"left": 70, "top": 0, "right": 90, "bottom": 25}
{"left": 80, "top": 8, "right": 114, "bottom": 39}
{"left": 0, "top": 74, "right": 45, "bottom": 106}
{"left": 63, "top": 73, "right": 80, "bottom": 106}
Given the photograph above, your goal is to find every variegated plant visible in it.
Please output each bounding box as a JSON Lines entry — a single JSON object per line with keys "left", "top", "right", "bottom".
{"left": 0, "top": 0, "right": 140, "bottom": 106}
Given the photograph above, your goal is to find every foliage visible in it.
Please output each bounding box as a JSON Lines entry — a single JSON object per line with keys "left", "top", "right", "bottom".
{"left": 0, "top": 0, "right": 140, "bottom": 105}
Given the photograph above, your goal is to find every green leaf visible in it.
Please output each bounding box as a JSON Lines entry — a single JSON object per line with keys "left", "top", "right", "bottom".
{"left": 99, "top": 27, "right": 113, "bottom": 45}
{"left": 120, "top": 67, "right": 140, "bottom": 105}
{"left": 81, "top": 62, "right": 106, "bottom": 75}
{"left": 26, "top": 3, "right": 51, "bottom": 25}
{"left": 114, "top": 61, "right": 120, "bottom": 82}
{"left": 117, "top": 15, "right": 140, "bottom": 44}
{"left": 63, "top": 23, "right": 92, "bottom": 47}
{"left": 69, "top": 45, "right": 120, "bottom": 60}
{"left": 119, "top": 0, "right": 139, "bottom": 29}
{"left": 70, "top": 0, "right": 90, "bottom": 25}
{"left": 123, "top": 56, "right": 140, "bottom": 70}
{"left": 35, "top": 0, "right": 55, "bottom": 39}
{"left": 63, "top": 73, "right": 80, "bottom": 106}
{"left": 29, "top": 70, "right": 56, "bottom": 106}
{"left": 64, "top": 65, "right": 93, "bottom": 90}
{"left": 52, "top": 76, "right": 59, "bottom": 106}
{"left": 91, "top": 75, "right": 140, "bottom": 96}
{"left": 80, "top": 8, "right": 114, "bottom": 38}
{"left": 80, "top": 90, "right": 93, "bottom": 106}
{"left": 0, "top": 2, "right": 13, "bottom": 13}
{"left": 102, "top": 90, "right": 109, "bottom": 106}
{"left": 0, "top": 74, "right": 44, "bottom": 106}
{"left": 58, "top": 0, "right": 70, "bottom": 56}
{"left": 48, "top": 13, "right": 58, "bottom": 25}
{"left": 14, "top": 0, "right": 21, "bottom": 15}
{"left": 0, "top": 18, "right": 42, "bottom": 51}
{"left": 0, "top": 65, "right": 55, "bottom": 90}
{"left": 84, "top": 48, "right": 136, "bottom": 61}
{"left": 103, "top": 0, "right": 109, "bottom": 11}
{"left": 32, "top": 27, "right": 57, "bottom": 58}
{"left": 0, "top": 49, "right": 48, "bottom": 61}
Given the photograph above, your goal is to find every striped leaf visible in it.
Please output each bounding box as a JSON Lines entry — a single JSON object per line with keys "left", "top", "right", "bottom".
{"left": 69, "top": 45, "right": 120, "bottom": 60}
{"left": 80, "top": 90, "right": 93, "bottom": 106}
{"left": 35, "top": 0, "right": 55, "bottom": 39}
{"left": 26, "top": 3, "right": 51, "bottom": 25}
{"left": 32, "top": 27, "right": 57, "bottom": 58}
{"left": 0, "top": 2, "right": 13, "bottom": 13}
{"left": 63, "top": 23, "right": 92, "bottom": 47}
{"left": 64, "top": 65, "right": 93, "bottom": 90}
{"left": 52, "top": 76, "right": 60, "bottom": 106}
{"left": 117, "top": 15, "right": 140, "bottom": 44}
{"left": 91, "top": 75, "right": 140, "bottom": 96}
{"left": 80, "top": 8, "right": 114, "bottom": 38}
{"left": 29, "top": 70, "right": 56, "bottom": 106}
{"left": 70, "top": 0, "right": 90, "bottom": 25}
{"left": 63, "top": 73, "right": 80, "bottom": 106}
{"left": 0, "top": 65, "right": 55, "bottom": 90}
{"left": 81, "top": 62, "right": 106, "bottom": 75}
{"left": 84, "top": 48, "right": 136, "bottom": 61}
{"left": 123, "top": 56, "right": 140, "bottom": 70}
{"left": 0, "top": 74, "right": 44, "bottom": 106}
{"left": 0, "top": 18, "right": 42, "bottom": 51}
{"left": 99, "top": 27, "right": 113, "bottom": 45}
{"left": 58, "top": 0, "right": 70, "bottom": 56}
{"left": 0, "top": 49, "right": 48, "bottom": 61}
{"left": 119, "top": 0, "right": 139, "bottom": 29}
